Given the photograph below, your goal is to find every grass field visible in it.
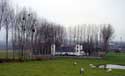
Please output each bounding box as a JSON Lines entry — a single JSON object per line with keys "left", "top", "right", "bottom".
{"left": 0, "top": 52, "right": 125, "bottom": 76}
{"left": 0, "top": 50, "right": 20, "bottom": 59}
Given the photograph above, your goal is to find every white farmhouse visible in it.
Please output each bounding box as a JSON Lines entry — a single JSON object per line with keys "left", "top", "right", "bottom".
{"left": 52, "top": 44, "right": 85, "bottom": 56}
{"left": 51, "top": 44, "right": 56, "bottom": 56}
{"left": 74, "top": 44, "right": 85, "bottom": 56}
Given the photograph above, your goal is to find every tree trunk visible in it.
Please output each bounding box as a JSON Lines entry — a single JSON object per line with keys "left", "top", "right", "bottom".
{"left": 6, "top": 25, "right": 8, "bottom": 59}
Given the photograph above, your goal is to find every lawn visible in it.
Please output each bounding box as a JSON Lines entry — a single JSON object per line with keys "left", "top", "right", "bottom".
{"left": 0, "top": 50, "right": 19, "bottom": 59}
{"left": 0, "top": 52, "right": 125, "bottom": 76}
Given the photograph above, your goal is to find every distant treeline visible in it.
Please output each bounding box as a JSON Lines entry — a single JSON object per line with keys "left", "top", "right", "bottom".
{"left": 0, "top": 0, "right": 114, "bottom": 60}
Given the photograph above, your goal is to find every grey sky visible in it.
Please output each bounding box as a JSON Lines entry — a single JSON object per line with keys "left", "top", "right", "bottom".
{"left": 0, "top": 0, "right": 125, "bottom": 41}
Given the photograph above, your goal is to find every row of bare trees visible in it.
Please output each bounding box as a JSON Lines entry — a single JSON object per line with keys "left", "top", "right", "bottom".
{"left": 67, "top": 24, "right": 114, "bottom": 56}
{"left": 0, "top": 0, "right": 65, "bottom": 60}
{"left": 0, "top": 0, "right": 114, "bottom": 60}
{"left": 12, "top": 9, "right": 65, "bottom": 60}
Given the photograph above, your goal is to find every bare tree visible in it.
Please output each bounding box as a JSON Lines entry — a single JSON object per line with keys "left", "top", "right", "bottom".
{"left": 0, "top": 0, "right": 14, "bottom": 59}
{"left": 0, "top": 0, "right": 7, "bottom": 29}
{"left": 101, "top": 24, "right": 114, "bottom": 53}
{"left": 13, "top": 8, "right": 39, "bottom": 60}
{"left": 32, "top": 20, "right": 65, "bottom": 56}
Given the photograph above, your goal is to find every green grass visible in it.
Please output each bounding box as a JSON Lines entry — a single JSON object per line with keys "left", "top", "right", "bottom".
{"left": 0, "top": 50, "right": 26, "bottom": 59}
{"left": 104, "top": 52, "right": 125, "bottom": 64}
{"left": 0, "top": 52, "right": 125, "bottom": 76}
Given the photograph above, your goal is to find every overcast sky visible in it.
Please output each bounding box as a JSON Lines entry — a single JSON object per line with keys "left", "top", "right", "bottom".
{"left": 0, "top": 0, "right": 125, "bottom": 42}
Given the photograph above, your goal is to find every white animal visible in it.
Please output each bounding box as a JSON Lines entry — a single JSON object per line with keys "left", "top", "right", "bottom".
{"left": 89, "top": 64, "right": 93, "bottom": 66}
{"left": 89, "top": 64, "right": 96, "bottom": 68}
{"left": 99, "top": 65, "right": 105, "bottom": 68}
{"left": 74, "top": 62, "right": 77, "bottom": 65}
{"left": 107, "top": 68, "right": 112, "bottom": 72}
{"left": 80, "top": 67, "right": 84, "bottom": 74}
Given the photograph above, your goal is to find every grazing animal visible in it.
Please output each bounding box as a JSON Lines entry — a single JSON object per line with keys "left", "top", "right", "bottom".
{"left": 74, "top": 62, "right": 77, "bottom": 65}
{"left": 107, "top": 68, "right": 112, "bottom": 72}
{"left": 89, "top": 64, "right": 96, "bottom": 68}
{"left": 80, "top": 67, "right": 84, "bottom": 75}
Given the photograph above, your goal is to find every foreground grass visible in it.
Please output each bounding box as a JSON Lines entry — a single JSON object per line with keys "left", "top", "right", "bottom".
{"left": 0, "top": 52, "right": 125, "bottom": 76}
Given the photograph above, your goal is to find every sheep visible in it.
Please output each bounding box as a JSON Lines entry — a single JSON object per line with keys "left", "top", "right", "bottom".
{"left": 80, "top": 67, "right": 84, "bottom": 75}
{"left": 73, "top": 62, "right": 77, "bottom": 65}
{"left": 89, "top": 64, "right": 96, "bottom": 68}
{"left": 106, "top": 68, "right": 112, "bottom": 72}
